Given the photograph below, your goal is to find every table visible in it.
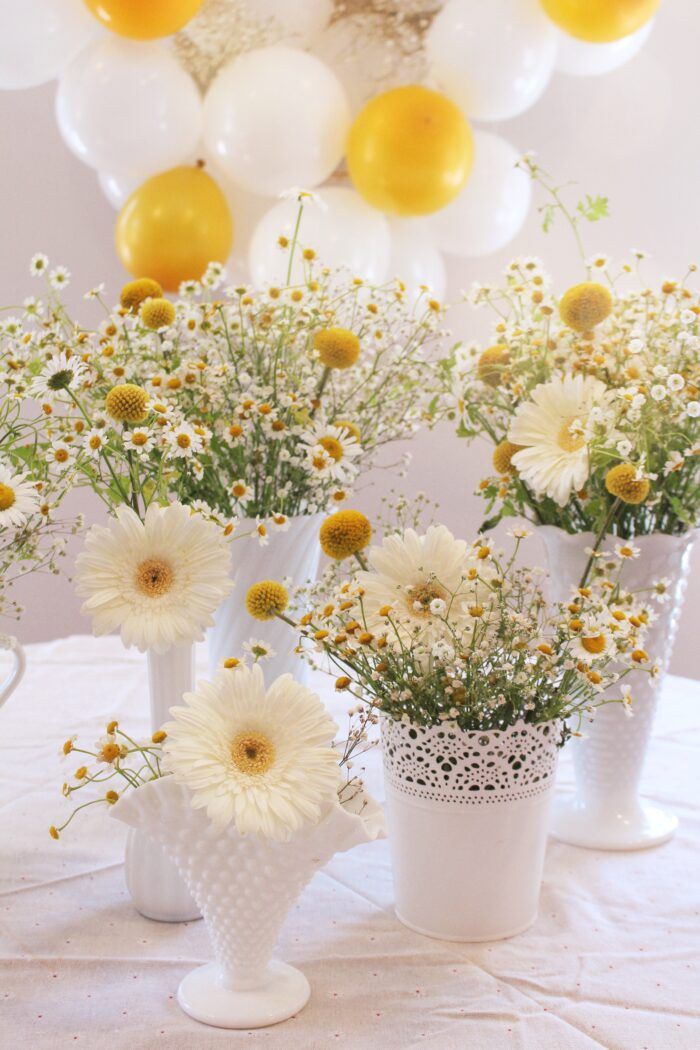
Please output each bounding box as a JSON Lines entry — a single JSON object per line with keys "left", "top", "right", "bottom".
{"left": 1, "top": 636, "right": 698, "bottom": 1050}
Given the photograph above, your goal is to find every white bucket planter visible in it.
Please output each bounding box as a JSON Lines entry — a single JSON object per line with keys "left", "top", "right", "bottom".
{"left": 207, "top": 513, "right": 323, "bottom": 681}
{"left": 539, "top": 526, "right": 697, "bottom": 851}
{"left": 112, "top": 777, "right": 385, "bottom": 1029}
{"left": 381, "top": 716, "right": 562, "bottom": 942}
{"left": 123, "top": 643, "right": 200, "bottom": 922}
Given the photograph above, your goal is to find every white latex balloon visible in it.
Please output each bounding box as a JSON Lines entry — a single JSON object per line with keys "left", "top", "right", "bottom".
{"left": 249, "top": 0, "right": 332, "bottom": 42}
{"left": 249, "top": 188, "right": 390, "bottom": 286}
{"left": 426, "top": 0, "right": 557, "bottom": 122}
{"left": 56, "top": 38, "right": 202, "bottom": 179}
{"left": 204, "top": 47, "right": 350, "bottom": 197}
{"left": 98, "top": 170, "right": 142, "bottom": 210}
{"left": 0, "top": 0, "right": 98, "bottom": 90}
{"left": 387, "top": 221, "right": 446, "bottom": 303}
{"left": 430, "top": 131, "right": 531, "bottom": 258}
{"left": 556, "top": 21, "right": 653, "bottom": 76}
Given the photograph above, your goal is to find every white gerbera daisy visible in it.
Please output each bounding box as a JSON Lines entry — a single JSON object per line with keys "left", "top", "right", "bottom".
{"left": 33, "top": 351, "right": 87, "bottom": 400}
{"left": 509, "top": 375, "right": 610, "bottom": 506}
{"left": 0, "top": 462, "right": 39, "bottom": 528}
{"left": 162, "top": 664, "right": 340, "bottom": 840}
{"left": 357, "top": 525, "right": 470, "bottom": 646}
{"left": 75, "top": 501, "right": 233, "bottom": 653}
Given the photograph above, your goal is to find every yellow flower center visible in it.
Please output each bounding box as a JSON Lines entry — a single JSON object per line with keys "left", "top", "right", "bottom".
{"left": 134, "top": 557, "right": 174, "bottom": 598}
{"left": 319, "top": 510, "right": 372, "bottom": 560}
{"left": 582, "top": 634, "right": 607, "bottom": 655}
{"left": 106, "top": 383, "right": 149, "bottom": 424}
{"left": 100, "top": 742, "right": 121, "bottom": 763}
{"left": 319, "top": 436, "right": 343, "bottom": 461}
{"left": 131, "top": 432, "right": 148, "bottom": 446}
{"left": 407, "top": 580, "right": 447, "bottom": 615}
{"left": 230, "top": 732, "right": 276, "bottom": 776}
{"left": 557, "top": 418, "right": 586, "bottom": 453}
{"left": 0, "top": 483, "right": 16, "bottom": 511}
{"left": 176, "top": 433, "right": 191, "bottom": 448}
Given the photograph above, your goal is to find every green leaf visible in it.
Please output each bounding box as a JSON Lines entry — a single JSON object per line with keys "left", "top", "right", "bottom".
{"left": 541, "top": 204, "right": 556, "bottom": 234}
{"left": 576, "top": 194, "right": 609, "bottom": 223}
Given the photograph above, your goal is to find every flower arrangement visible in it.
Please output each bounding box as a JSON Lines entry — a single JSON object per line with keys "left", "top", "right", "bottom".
{"left": 51, "top": 663, "right": 374, "bottom": 843}
{"left": 445, "top": 164, "right": 700, "bottom": 542}
{"left": 6, "top": 202, "right": 446, "bottom": 539}
{"left": 245, "top": 519, "right": 656, "bottom": 737}
{"left": 0, "top": 369, "right": 82, "bottom": 622}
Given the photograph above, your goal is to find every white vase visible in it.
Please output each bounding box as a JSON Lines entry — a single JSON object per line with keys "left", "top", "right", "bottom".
{"left": 207, "top": 513, "right": 324, "bottom": 681}
{"left": 123, "top": 643, "right": 201, "bottom": 922}
{"left": 111, "top": 777, "right": 386, "bottom": 1029}
{"left": 0, "top": 634, "right": 25, "bottom": 709}
{"left": 381, "top": 716, "right": 562, "bottom": 941}
{"left": 538, "top": 525, "right": 697, "bottom": 850}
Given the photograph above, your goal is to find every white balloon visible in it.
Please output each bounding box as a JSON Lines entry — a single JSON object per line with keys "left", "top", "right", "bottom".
{"left": 430, "top": 131, "right": 531, "bottom": 258}
{"left": 426, "top": 0, "right": 557, "bottom": 122}
{"left": 98, "top": 170, "right": 142, "bottom": 210}
{"left": 204, "top": 46, "right": 350, "bottom": 197}
{"left": 56, "top": 37, "right": 202, "bottom": 179}
{"left": 387, "top": 221, "right": 446, "bottom": 302}
{"left": 555, "top": 21, "right": 653, "bottom": 76}
{"left": 248, "top": 0, "right": 332, "bottom": 42}
{"left": 249, "top": 187, "right": 390, "bottom": 286}
{"left": 0, "top": 0, "right": 98, "bottom": 90}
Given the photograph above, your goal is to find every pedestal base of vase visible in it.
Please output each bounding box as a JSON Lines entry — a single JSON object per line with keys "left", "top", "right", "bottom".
{"left": 395, "top": 910, "right": 537, "bottom": 944}
{"left": 177, "top": 961, "right": 311, "bottom": 1029}
{"left": 550, "top": 793, "right": 678, "bottom": 851}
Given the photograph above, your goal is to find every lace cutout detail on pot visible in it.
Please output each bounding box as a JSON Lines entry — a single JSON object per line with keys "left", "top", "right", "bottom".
{"left": 381, "top": 717, "right": 562, "bottom": 806}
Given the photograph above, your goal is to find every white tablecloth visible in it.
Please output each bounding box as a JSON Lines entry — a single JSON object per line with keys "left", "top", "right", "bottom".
{"left": 1, "top": 636, "right": 698, "bottom": 1050}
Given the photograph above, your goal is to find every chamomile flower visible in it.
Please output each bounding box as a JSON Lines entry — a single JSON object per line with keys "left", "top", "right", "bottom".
{"left": 243, "top": 638, "right": 276, "bottom": 661}
{"left": 0, "top": 463, "right": 39, "bottom": 527}
{"left": 33, "top": 351, "right": 87, "bottom": 400}
{"left": 124, "top": 428, "right": 154, "bottom": 455}
{"left": 29, "top": 253, "right": 49, "bottom": 277}
{"left": 615, "top": 542, "right": 640, "bottom": 560}
{"left": 165, "top": 423, "right": 202, "bottom": 459}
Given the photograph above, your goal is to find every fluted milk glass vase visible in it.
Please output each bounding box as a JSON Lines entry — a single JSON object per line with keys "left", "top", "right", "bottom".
{"left": 539, "top": 526, "right": 697, "bottom": 850}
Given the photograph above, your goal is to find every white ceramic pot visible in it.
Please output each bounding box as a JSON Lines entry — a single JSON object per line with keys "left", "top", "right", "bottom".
{"left": 123, "top": 643, "right": 200, "bottom": 922}
{"left": 207, "top": 513, "right": 324, "bottom": 681}
{"left": 0, "top": 634, "right": 25, "bottom": 709}
{"left": 381, "top": 716, "right": 562, "bottom": 942}
{"left": 112, "top": 777, "right": 385, "bottom": 1029}
{"left": 538, "top": 526, "right": 697, "bottom": 851}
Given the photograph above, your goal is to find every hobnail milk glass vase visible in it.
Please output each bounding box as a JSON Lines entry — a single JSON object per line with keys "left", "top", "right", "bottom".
{"left": 123, "top": 643, "right": 200, "bottom": 922}
{"left": 207, "top": 513, "right": 324, "bottom": 680}
{"left": 0, "top": 634, "right": 25, "bottom": 709}
{"left": 539, "top": 526, "right": 697, "bottom": 851}
{"left": 112, "top": 777, "right": 386, "bottom": 1029}
{"left": 381, "top": 716, "right": 562, "bottom": 941}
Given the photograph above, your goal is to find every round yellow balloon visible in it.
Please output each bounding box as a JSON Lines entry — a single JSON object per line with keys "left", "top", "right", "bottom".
{"left": 346, "top": 85, "right": 473, "bottom": 217}
{"left": 539, "top": 0, "right": 660, "bottom": 42}
{"left": 83, "top": 0, "right": 204, "bottom": 40}
{"left": 116, "top": 167, "right": 233, "bottom": 292}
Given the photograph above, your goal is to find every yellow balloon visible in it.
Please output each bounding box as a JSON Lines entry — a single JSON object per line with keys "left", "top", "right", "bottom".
{"left": 346, "top": 85, "right": 473, "bottom": 217}
{"left": 116, "top": 167, "right": 233, "bottom": 292}
{"left": 83, "top": 0, "right": 204, "bottom": 40}
{"left": 540, "top": 0, "right": 660, "bottom": 42}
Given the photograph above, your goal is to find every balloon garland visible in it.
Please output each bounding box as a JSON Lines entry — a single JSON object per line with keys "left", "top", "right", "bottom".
{"left": 0, "top": 0, "right": 662, "bottom": 289}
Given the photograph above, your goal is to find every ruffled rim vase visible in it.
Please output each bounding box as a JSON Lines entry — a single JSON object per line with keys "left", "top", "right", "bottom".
{"left": 0, "top": 634, "right": 25, "bottom": 709}
{"left": 381, "top": 715, "right": 562, "bottom": 942}
{"left": 538, "top": 525, "right": 697, "bottom": 851}
{"left": 207, "top": 513, "right": 324, "bottom": 681}
{"left": 122, "top": 643, "right": 201, "bottom": 922}
{"left": 111, "top": 777, "right": 386, "bottom": 1029}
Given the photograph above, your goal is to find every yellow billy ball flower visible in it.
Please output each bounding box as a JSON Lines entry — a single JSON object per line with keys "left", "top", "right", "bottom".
{"left": 105, "top": 383, "right": 149, "bottom": 424}
{"left": 245, "top": 580, "right": 289, "bottom": 621}
{"left": 319, "top": 510, "right": 372, "bottom": 560}
{"left": 492, "top": 440, "right": 523, "bottom": 476}
{"left": 604, "top": 463, "right": 651, "bottom": 505}
{"left": 313, "top": 327, "right": 361, "bottom": 369}
{"left": 477, "top": 345, "right": 509, "bottom": 387}
{"left": 120, "top": 277, "right": 163, "bottom": 314}
{"left": 559, "top": 282, "right": 612, "bottom": 332}
{"left": 140, "top": 297, "right": 176, "bottom": 330}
